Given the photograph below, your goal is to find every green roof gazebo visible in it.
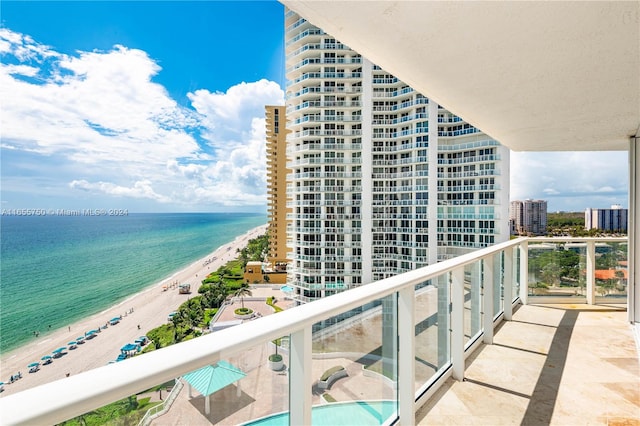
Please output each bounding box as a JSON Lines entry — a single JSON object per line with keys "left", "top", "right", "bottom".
{"left": 182, "top": 360, "right": 246, "bottom": 415}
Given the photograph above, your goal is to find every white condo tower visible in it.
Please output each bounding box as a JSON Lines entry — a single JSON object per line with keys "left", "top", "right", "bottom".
{"left": 284, "top": 10, "right": 510, "bottom": 304}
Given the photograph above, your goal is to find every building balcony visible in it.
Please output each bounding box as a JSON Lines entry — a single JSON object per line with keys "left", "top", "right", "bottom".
{"left": 287, "top": 142, "right": 362, "bottom": 154}
{"left": 1, "top": 237, "right": 636, "bottom": 425}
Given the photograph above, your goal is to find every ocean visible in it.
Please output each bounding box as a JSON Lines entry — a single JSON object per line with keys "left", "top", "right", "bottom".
{"left": 0, "top": 212, "right": 266, "bottom": 354}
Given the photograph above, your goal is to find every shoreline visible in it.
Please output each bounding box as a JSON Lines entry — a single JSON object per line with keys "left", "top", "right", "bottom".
{"left": 0, "top": 223, "right": 268, "bottom": 397}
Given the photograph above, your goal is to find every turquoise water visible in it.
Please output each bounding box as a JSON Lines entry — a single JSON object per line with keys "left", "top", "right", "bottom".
{"left": 245, "top": 401, "right": 397, "bottom": 426}
{"left": 0, "top": 213, "right": 266, "bottom": 353}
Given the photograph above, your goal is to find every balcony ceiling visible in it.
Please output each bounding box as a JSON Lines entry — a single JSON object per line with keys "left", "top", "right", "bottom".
{"left": 281, "top": 1, "right": 639, "bottom": 152}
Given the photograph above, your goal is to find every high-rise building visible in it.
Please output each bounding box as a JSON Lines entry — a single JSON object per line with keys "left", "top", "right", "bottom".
{"left": 265, "top": 105, "right": 291, "bottom": 268}
{"left": 585, "top": 205, "right": 628, "bottom": 232}
{"left": 509, "top": 199, "right": 547, "bottom": 235}
{"left": 284, "top": 11, "right": 510, "bottom": 303}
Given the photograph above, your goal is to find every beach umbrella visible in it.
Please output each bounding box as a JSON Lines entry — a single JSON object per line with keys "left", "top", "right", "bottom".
{"left": 68, "top": 341, "right": 77, "bottom": 345}
{"left": 27, "top": 362, "right": 39, "bottom": 368}
{"left": 53, "top": 346, "right": 66, "bottom": 353}
{"left": 120, "top": 343, "right": 138, "bottom": 353}
{"left": 41, "top": 355, "right": 52, "bottom": 361}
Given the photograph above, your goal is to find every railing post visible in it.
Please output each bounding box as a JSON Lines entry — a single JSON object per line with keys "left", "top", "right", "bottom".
{"left": 451, "top": 267, "right": 465, "bottom": 381}
{"left": 586, "top": 240, "right": 596, "bottom": 304}
{"left": 483, "top": 256, "right": 494, "bottom": 344}
{"left": 289, "top": 326, "right": 312, "bottom": 426}
{"left": 503, "top": 246, "right": 514, "bottom": 321}
{"left": 519, "top": 241, "right": 529, "bottom": 304}
{"left": 398, "top": 286, "right": 415, "bottom": 425}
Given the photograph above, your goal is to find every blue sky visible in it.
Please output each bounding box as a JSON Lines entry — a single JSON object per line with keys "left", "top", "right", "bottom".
{"left": 0, "top": 1, "right": 628, "bottom": 213}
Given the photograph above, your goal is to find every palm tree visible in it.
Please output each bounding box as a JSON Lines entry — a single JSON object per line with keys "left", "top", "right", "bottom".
{"left": 233, "top": 284, "right": 252, "bottom": 310}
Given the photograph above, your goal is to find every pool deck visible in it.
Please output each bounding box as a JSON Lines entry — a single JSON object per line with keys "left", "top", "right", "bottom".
{"left": 153, "top": 300, "right": 639, "bottom": 425}
{"left": 152, "top": 287, "right": 395, "bottom": 425}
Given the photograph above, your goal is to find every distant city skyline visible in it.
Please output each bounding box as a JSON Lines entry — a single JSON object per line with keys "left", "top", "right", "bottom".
{"left": 0, "top": 1, "right": 629, "bottom": 213}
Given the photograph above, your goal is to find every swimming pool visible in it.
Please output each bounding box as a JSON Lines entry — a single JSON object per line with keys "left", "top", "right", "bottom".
{"left": 280, "top": 285, "right": 294, "bottom": 293}
{"left": 245, "top": 400, "right": 396, "bottom": 426}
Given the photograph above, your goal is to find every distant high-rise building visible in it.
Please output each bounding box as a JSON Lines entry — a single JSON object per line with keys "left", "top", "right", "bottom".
{"left": 509, "top": 199, "right": 547, "bottom": 235}
{"left": 265, "top": 105, "right": 291, "bottom": 268}
{"left": 585, "top": 205, "right": 628, "bottom": 232}
{"left": 284, "top": 11, "right": 510, "bottom": 303}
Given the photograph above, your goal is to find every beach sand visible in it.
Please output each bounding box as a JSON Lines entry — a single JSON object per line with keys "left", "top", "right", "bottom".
{"left": 0, "top": 224, "right": 268, "bottom": 397}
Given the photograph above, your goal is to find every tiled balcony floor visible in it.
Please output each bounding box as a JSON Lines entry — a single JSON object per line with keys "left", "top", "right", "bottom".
{"left": 416, "top": 304, "right": 640, "bottom": 425}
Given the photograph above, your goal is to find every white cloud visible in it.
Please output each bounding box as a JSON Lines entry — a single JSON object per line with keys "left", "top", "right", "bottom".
{"left": 0, "top": 28, "right": 58, "bottom": 60}
{"left": 188, "top": 79, "right": 284, "bottom": 149}
{"left": 4, "top": 64, "right": 40, "bottom": 77}
{"left": 70, "top": 179, "right": 171, "bottom": 203}
{"left": 1, "top": 28, "right": 285, "bottom": 211}
{"left": 511, "top": 151, "right": 628, "bottom": 211}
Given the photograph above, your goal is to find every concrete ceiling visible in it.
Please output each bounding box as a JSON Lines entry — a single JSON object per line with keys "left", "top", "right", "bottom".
{"left": 281, "top": 1, "right": 639, "bottom": 152}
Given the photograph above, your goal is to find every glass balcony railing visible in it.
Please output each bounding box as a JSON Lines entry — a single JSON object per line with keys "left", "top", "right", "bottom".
{"left": 0, "top": 237, "right": 627, "bottom": 425}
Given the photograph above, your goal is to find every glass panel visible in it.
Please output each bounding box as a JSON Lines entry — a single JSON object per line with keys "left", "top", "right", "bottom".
{"left": 595, "top": 241, "right": 628, "bottom": 303}
{"left": 58, "top": 345, "right": 290, "bottom": 425}
{"left": 528, "top": 242, "right": 587, "bottom": 301}
{"left": 60, "top": 380, "right": 178, "bottom": 425}
{"left": 309, "top": 296, "right": 398, "bottom": 424}
{"left": 414, "top": 274, "right": 451, "bottom": 394}
{"left": 179, "top": 347, "right": 289, "bottom": 425}
{"left": 464, "top": 261, "right": 482, "bottom": 348}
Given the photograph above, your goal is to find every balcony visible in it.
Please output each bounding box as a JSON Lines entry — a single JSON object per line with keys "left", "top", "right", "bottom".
{"left": 1, "top": 236, "right": 636, "bottom": 425}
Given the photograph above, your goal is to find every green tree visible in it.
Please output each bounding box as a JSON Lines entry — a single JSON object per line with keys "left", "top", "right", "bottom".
{"left": 540, "top": 262, "right": 561, "bottom": 286}
{"left": 233, "top": 283, "right": 252, "bottom": 309}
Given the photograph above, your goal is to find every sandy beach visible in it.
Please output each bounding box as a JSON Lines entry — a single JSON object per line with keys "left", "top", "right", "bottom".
{"left": 0, "top": 224, "right": 268, "bottom": 397}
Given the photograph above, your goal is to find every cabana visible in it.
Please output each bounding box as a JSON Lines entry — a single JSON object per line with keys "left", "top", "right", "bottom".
{"left": 182, "top": 361, "right": 246, "bottom": 416}
{"left": 120, "top": 343, "right": 139, "bottom": 358}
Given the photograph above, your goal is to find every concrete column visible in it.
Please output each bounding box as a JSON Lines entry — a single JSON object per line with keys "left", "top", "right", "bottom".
{"left": 493, "top": 253, "right": 501, "bottom": 318}
{"left": 289, "top": 326, "right": 312, "bottom": 425}
{"left": 381, "top": 294, "right": 398, "bottom": 381}
{"left": 586, "top": 240, "right": 596, "bottom": 304}
{"left": 451, "top": 267, "right": 465, "bottom": 381}
{"left": 519, "top": 241, "right": 529, "bottom": 304}
{"left": 629, "top": 136, "right": 639, "bottom": 323}
{"left": 398, "top": 286, "right": 415, "bottom": 424}
{"left": 483, "top": 256, "right": 494, "bottom": 344}
{"left": 437, "top": 274, "right": 450, "bottom": 368}
{"left": 471, "top": 262, "right": 482, "bottom": 337}
{"left": 503, "top": 246, "right": 514, "bottom": 321}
